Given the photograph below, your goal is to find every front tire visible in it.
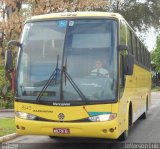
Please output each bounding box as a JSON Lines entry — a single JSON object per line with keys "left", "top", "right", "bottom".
{"left": 140, "top": 99, "right": 148, "bottom": 119}
{"left": 119, "top": 130, "right": 129, "bottom": 141}
{"left": 140, "top": 111, "right": 147, "bottom": 119}
{"left": 49, "top": 136, "right": 62, "bottom": 139}
{"left": 119, "top": 105, "right": 132, "bottom": 141}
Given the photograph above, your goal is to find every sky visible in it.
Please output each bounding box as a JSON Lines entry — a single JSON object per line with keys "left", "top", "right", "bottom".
{"left": 142, "top": 28, "right": 158, "bottom": 52}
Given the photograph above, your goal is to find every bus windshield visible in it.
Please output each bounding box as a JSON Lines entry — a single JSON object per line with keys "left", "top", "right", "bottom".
{"left": 16, "top": 19, "right": 117, "bottom": 103}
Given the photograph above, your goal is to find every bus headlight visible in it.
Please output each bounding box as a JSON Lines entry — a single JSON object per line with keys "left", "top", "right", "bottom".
{"left": 15, "top": 112, "right": 37, "bottom": 120}
{"left": 88, "top": 113, "right": 117, "bottom": 122}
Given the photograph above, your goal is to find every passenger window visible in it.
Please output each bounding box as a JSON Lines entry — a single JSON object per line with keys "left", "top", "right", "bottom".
{"left": 120, "top": 20, "right": 127, "bottom": 45}
{"left": 127, "top": 29, "right": 133, "bottom": 54}
{"left": 120, "top": 54, "right": 125, "bottom": 98}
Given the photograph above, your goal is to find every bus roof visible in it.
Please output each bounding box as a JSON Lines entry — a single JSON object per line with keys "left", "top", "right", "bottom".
{"left": 26, "top": 11, "right": 123, "bottom": 22}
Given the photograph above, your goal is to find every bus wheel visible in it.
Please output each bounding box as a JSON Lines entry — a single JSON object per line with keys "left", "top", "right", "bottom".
{"left": 119, "top": 129, "right": 128, "bottom": 141}
{"left": 140, "top": 99, "right": 148, "bottom": 119}
{"left": 49, "top": 136, "right": 60, "bottom": 139}
{"left": 49, "top": 136, "right": 56, "bottom": 139}
{"left": 49, "top": 136, "right": 66, "bottom": 140}
{"left": 119, "top": 106, "right": 131, "bottom": 141}
{"left": 140, "top": 111, "right": 147, "bottom": 119}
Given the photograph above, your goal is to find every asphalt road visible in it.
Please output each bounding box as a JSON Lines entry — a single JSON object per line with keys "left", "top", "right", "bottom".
{"left": 1, "top": 92, "right": 160, "bottom": 149}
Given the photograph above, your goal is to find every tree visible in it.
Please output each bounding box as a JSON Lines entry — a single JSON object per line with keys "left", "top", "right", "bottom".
{"left": 0, "top": 0, "right": 24, "bottom": 51}
{"left": 23, "top": 0, "right": 109, "bottom": 15}
{"left": 112, "top": 0, "right": 160, "bottom": 31}
{"left": 0, "top": 0, "right": 24, "bottom": 102}
{"left": 0, "top": 0, "right": 110, "bottom": 43}
{"left": 151, "top": 35, "right": 160, "bottom": 71}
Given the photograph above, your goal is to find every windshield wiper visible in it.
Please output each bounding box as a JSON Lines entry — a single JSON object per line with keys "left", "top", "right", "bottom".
{"left": 36, "top": 55, "right": 60, "bottom": 103}
{"left": 62, "top": 59, "right": 88, "bottom": 104}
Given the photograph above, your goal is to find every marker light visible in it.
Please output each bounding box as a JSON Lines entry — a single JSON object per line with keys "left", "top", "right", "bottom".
{"left": 88, "top": 114, "right": 117, "bottom": 122}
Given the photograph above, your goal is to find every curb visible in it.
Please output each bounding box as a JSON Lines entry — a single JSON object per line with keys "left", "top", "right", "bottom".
{"left": 0, "top": 133, "right": 19, "bottom": 143}
{"left": 0, "top": 109, "right": 14, "bottom": 112}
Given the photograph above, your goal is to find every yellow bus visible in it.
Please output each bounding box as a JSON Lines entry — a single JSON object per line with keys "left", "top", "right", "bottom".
{"left": 5, "top": 12, "right": 151, "bottom": 141}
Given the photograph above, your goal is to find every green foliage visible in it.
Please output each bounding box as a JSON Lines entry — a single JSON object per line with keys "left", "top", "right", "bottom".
{"left": 0, "top": 65, "right": 9, "bottom": 97}
{"left": 151, "top": 35, "right": 160, "bottom": 71}
{"left": 0, "top": 99, "right": 5, "bottom": 110}
{"left": 152, "top": 86, "right": 160, "bottom": 92}
{"left": 0, "top": 63, "right": 13, "bottom": 109}
{"left": 5, "top": 100, "right": 14, "bottom": 109}
{"left": 112, "top": 0, "right": 160, "bottom": 31}
{"left": 0, "top": 98, "right": 14, "bottom": 109}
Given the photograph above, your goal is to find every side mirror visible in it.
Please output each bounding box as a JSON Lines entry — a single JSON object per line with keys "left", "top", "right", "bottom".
{"left": 124, "top": 54, "right": 134, "bottom": 75}
{"left": 5, "top": 50, "right": 13, "bottom": 72}
{"left": 118, "top": 44, "right": 129, "bottom": 56}
{"left": 5, "top": 40, "right": 21, "bottom": 72}
{"left": 118, "top": 44, "right": 134, "bottom": 75}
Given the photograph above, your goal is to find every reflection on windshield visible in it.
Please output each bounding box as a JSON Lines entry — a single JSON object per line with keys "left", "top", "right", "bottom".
{"left": 16, "top": 19, "right": 117, "bottom": 103}
{"left": 62, "top": 64, "right": 88, "bottom": 102}
{"left": 17, "top": 21, "right": 65, "bottom": 101}
{"left": 63, "top": 75, "right": 115, "bottom": 101}
{"left": 36, "top": 55, "right": 61, "bottom": 102}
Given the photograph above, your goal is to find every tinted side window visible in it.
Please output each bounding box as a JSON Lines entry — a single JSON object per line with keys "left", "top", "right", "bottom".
{"left": 127, "top": 28, "right": 133, "bottom": 54}
{"left": 133, "top": 37, "right": 138, "bottom": 61}
{"left": 120, "top": 20, "right": 127, "bottom": 45}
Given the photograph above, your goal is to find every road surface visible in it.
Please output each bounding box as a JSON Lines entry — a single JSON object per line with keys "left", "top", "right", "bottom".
{"left": 1, "top": 92, "right": 160, "bottom": 149}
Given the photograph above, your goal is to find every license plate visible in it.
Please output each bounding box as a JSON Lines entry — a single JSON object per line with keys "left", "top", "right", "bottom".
{"left": 53, "top": 128, "right": 70, "bottom": 134}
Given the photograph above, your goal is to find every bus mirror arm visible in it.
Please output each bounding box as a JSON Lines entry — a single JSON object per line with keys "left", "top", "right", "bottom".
{"left": 8, "top": 40, "right": 21, "bottom": 47}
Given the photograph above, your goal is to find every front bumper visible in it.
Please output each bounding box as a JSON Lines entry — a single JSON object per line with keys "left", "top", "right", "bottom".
{"left": 15, "top": 117, "right": 119, "bottom": 139}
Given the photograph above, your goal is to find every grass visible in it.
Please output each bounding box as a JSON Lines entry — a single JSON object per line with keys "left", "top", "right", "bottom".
{"left": 151, "top": 86, "right": 160, "bottom": 92}
{"left": 0, "top": 118, "right": 16, "bottom": 136}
